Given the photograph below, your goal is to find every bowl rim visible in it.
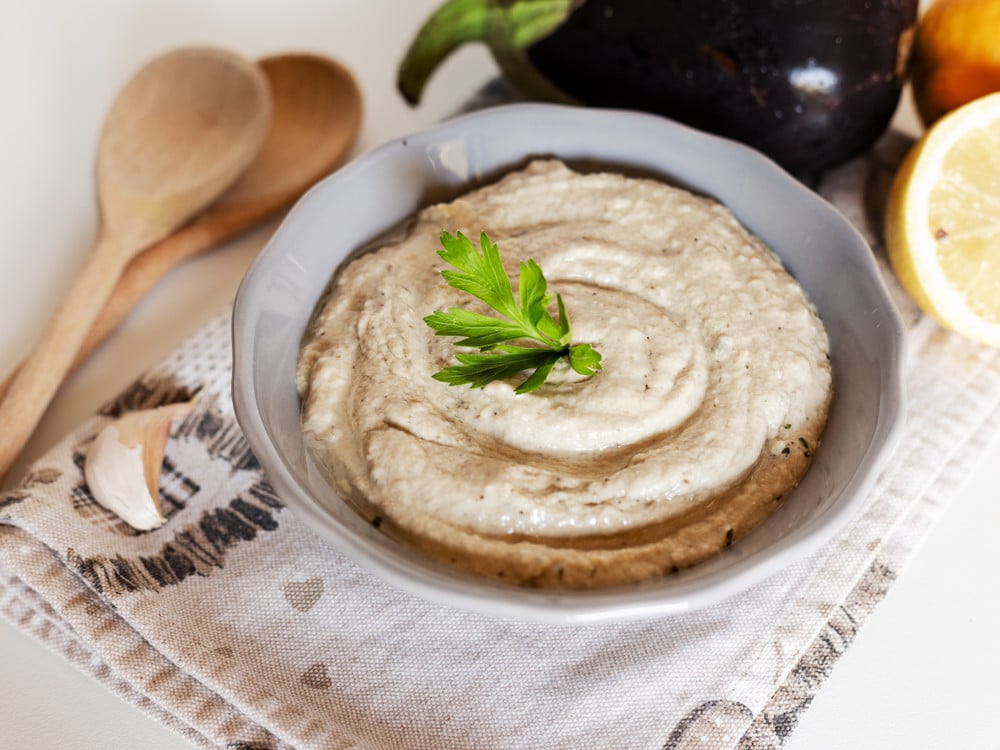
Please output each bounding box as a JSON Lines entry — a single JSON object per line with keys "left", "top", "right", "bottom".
{"left": 232, "top": 102, "right": 908, "bottom": 624}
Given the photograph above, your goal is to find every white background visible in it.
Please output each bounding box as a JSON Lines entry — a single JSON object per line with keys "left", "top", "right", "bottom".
{"left": 1, "top": 1, "right": 998, "bottom": 748}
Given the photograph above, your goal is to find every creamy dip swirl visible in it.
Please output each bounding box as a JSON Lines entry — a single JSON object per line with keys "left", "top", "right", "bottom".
{"left": 297, "top": 161, "right": 831, "bottom": 586}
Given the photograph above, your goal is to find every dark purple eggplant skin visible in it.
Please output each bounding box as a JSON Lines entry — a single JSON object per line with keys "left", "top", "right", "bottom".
{"left": 526, "top": 0, "right": 917, "bottom": 177}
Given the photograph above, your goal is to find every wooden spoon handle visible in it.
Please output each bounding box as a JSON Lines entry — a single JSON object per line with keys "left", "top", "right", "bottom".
{"left": 0, "top": 221, "right": 217, "bottom": 404}
{"left": 89, "top": 221, "right": 217, "bottom": 352}
{"left": 0, "top": 234, "right": 129, "bottom": 479}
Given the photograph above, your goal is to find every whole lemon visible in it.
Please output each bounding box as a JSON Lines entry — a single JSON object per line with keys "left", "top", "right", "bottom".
{"left": 912, "top": 0, "right": 1000, "bottom": 126}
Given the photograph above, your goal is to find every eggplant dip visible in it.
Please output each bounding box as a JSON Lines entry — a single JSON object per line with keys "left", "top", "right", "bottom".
{"left": 296, "top": 160, "right": 831, "bottom": 588}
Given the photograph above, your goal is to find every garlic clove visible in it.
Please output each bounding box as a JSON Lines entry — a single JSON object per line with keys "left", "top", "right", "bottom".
{"left": 84, "top": 401, "right": 196, "bottom": 531}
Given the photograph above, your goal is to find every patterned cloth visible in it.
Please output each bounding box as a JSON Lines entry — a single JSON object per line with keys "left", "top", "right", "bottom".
{"left": 2, "top": 132, "right": 999, "bottom": 750}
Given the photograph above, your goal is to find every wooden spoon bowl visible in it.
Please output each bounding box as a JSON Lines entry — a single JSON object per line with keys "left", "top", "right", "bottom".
{"left": 96, "top": 47, "right": 274, "bottom": 248}
{"left": 217, "top": 53, "right": 363, "bottom": 221}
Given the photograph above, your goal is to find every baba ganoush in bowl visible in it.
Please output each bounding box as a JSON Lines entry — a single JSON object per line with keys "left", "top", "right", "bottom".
{"left": 232, "top": 103, "right": 905, "bottom": 623}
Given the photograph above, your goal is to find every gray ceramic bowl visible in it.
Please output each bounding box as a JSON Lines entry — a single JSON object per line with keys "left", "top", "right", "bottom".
{"left": 232, "top": 103, "right": 906, "bottom": 623}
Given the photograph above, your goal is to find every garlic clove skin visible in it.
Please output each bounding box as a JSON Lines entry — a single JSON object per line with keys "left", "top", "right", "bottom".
{"left": 85, "top": 425, "right": 167, "bottom": 530}
{"left": 84, "top": 401, "right": 196, "bottom": 531}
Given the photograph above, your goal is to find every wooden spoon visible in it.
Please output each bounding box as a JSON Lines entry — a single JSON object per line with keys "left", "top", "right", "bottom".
{"left": 0, "top": 53, "right": 362, "bottom": 403}
{"left": 0, "top": 47, "right": 272, "bottom": 480}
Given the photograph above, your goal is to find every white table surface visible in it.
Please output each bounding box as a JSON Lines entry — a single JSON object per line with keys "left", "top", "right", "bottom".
{"left": 2, "top": 1, "right": 997, "bottom": 748}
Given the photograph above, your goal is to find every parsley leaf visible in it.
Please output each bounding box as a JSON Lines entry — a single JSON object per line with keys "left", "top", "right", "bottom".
{"left": 424, "top": 231, "right": 602, "bottom": 394}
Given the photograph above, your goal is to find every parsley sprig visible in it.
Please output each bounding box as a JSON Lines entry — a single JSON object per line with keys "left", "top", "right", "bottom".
{"left": 424, "top": 231, "right": 602, "bottom": 394}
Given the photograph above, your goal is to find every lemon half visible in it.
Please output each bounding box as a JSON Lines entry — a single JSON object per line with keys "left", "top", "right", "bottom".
{"left": 886, "top": 92, "right": 1000, "bottom": 347}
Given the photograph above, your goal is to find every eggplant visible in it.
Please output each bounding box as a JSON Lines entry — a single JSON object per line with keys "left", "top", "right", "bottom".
{"left": 398, "top": 0, "right": 918, "bottom": 177}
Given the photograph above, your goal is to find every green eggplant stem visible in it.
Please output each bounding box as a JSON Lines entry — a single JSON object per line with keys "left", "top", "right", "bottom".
{"left": 397, "top": 0, "right": 576, "bottom": 105}
{"left": 398, "top": 0, "right": 490, "bottom": 104}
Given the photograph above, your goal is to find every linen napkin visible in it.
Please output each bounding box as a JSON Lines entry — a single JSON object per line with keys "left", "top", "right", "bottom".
{"left": 2, "top": 132, "right": 999, "bottom": 750}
